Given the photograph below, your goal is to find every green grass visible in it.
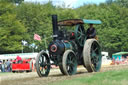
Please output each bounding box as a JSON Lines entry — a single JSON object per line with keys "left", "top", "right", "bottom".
{"left": 0, "top": 72, "right": 13, "bottom": 76}
{"left": 48, "top": 69, "right": 128, "bottom": 85}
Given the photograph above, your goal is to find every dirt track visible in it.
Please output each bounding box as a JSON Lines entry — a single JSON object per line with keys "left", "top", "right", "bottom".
{"left": 1, "top": 65, "right": 128, "bottom": 85}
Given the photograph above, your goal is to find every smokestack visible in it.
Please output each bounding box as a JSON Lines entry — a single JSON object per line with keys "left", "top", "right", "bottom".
{"left": 52, "top": 15, "right": 58, "bottom": 40}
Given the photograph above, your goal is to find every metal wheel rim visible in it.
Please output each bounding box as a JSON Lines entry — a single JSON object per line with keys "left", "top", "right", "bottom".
{"left": 66, "top": 52, "right": 77, "bottom": 75}
{"left": 37, "top": 52, "right": 50, "bottom": 76}
{"left": 90, "top": 41, "right": 101, "bottom": 71}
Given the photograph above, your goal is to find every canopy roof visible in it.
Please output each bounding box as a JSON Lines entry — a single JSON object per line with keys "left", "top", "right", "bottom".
{"left": 112, "top": 52, "right": 128, "bottom": 55}
{"left": 58, "top": 19, "right": 102, "bottom": 26}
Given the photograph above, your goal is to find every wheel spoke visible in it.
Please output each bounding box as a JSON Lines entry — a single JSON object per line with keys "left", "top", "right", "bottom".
{"left": 67, "top": 56, "right": 75, "bottom": 73}
{"left": 94, "top": 47, "right": 98, "bottom": 52}
{"left": 68, "top": 65, "right": 73, "bottom": 74}
{"left": 91, "top": 50, "right": 96, "bottom": 58}
{"left": 80, "top": 38, "right": 83, "bottom": 44}
{"left": 79, "top": 27, "right": 82, "bottom": 32}
{"left": 39, "top": 57, "right": 42, "bottom": 63}
{"left": 41, "top": 67, "right": 45, "bottom": 74}
{"left": 77, "top": 31, "right": 81, "bottom": 34}
{"left": 78, "top": 36, "right": 82, "bottom": 39}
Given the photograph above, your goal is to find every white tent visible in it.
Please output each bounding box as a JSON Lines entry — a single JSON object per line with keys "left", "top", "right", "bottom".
{"left": 0, "top": 53, "right": 38, "bottom": 60}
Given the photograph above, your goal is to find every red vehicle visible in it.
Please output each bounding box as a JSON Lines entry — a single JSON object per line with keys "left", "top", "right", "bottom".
{"left": 12, "top": 59, "right": 33, "bottom": 73}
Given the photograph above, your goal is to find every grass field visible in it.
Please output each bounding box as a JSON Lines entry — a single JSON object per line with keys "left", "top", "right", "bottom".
{"left": 49, "top": 68, "right": 128, "bottom": 85}
{"left": 0, "top": 72, "right": 13, "bottom": 76}
{"left": 1, "top": 65, "right": 128, "bottom": 85}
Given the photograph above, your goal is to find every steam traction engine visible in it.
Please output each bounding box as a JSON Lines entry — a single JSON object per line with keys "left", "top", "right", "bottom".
{"left": 36, "top": 15, "right": 102, "bottom": 77}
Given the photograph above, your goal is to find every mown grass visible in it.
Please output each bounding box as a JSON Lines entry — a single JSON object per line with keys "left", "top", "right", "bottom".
{"left": 0, "top": 72, "right": 13, "bottom": 76}
{"left": 48, "top": 69, "right": 128, "bottom": 85}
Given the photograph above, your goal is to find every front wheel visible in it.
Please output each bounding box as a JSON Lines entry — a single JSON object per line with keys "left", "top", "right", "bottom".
{"left": 62, "top": 50, "right": 77, "bottom": 75}
{"left": 36, "top": 50, "right": 51, "bottom": 77}
{"left": 59, "top": 64, "right": 66, "bottom": 75}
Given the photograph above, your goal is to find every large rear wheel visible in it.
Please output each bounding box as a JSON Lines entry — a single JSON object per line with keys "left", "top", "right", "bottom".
{"left": 83, "top": 39, "right": 102, "bottom": 72}
{"left": 36, "top": 50, "right": 50, "bottom": 77}
{"left": 62, "top": 50, "right": 77, "bottom": 75}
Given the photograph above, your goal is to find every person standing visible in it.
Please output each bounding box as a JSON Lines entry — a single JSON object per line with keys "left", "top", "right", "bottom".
{"left": 32, "top": 58, "right": 36, "bottom": 72}
{"left": 1, "top": 60, "right": 5, "bottom": 72}
{"left": 6, "top": 60, "right": 11, "bottom": 72}
{"left": 10, "top": 59, "right": 13, "bottom": 72}
{"left": 16, "top": 55, "right": 22, "bottom": 63}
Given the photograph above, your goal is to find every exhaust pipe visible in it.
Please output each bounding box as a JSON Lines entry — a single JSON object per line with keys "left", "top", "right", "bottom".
{"left": 52, "top": 15, "right": 58, "bottom": 40}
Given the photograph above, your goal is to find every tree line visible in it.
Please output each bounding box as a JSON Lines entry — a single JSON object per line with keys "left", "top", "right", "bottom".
{"left": 0, "top": 0, "right": 128, "bottom": 56}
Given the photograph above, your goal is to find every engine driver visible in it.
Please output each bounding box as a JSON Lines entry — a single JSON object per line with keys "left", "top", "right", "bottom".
{"left": 86, "top": 24, "right": 96, "bottom": 39}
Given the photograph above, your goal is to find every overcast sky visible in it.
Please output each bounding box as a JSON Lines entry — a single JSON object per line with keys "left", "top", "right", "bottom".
{"left": 25, "top": 0, "right": 106, "bottom": 8}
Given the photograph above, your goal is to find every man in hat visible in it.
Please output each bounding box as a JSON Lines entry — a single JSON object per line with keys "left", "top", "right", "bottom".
{"left": 86, "top": 24, "right": 96, "bottom": 39}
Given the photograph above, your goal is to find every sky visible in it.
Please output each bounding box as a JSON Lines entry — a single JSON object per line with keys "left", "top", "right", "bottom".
{"left": 25, "top": 0, "right": 106, "bottom": 8}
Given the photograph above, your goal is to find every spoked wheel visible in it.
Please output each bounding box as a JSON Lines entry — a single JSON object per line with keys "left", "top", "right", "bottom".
{"left": 36, "top": 50, "right": 51, "bottom": 77}
{"left": 83, "top": 39, "right": 102, "bottom": 72}
{"left": 75, "top": 24, "right": 86, "bottom": 47}
{"left": 62, "top": 50, "right": 77, "bottom": 75}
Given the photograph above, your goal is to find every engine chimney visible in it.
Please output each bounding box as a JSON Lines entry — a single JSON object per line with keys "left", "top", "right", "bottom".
{"left": 52, "top": 15, "right": 58, "bottom": 40}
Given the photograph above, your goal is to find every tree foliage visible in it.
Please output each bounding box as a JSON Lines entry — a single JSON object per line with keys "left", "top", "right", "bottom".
{"left": 0, "top": 0, "right": 24, "bottom": 4}
{"left": 0, "top": 1, "right": 27, "bottom": 53}
{"left": 0, "top": 1, "right": 128, "bottom": 56}
{"left": 114, "top": 0, "right": 128, "bottom": 8}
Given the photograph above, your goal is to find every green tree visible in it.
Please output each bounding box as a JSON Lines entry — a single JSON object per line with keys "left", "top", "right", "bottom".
{"left": 0, "top": 0, "right": 24, "bottom": 4}
{"left": 114, "top": 0, "right": 128, "bottom": 8}
{"left": 0, "top": 1, "right": 128, "bottom": 55}
{"left": 75, "top": 3, "right": 128, "bottom": 56}
{"left": 0, "top": 1, "right": 27, "bottom": 53}
{"left": 16, "top": 2, "right": 56, "bottom": 51}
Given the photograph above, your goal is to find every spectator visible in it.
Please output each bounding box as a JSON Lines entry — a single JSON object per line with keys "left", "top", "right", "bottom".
{"left": 16, "top": 55, "right": 22, "bottom": 63}
{"left": 32, "top": 58, "right": 36, "bottom": 71}
{"left": 116, "top": 57, "right": 120, "bottom": 65}
{"left": 10, "top": 59, "right": 13, "bottom": 72}
{"left": 6, "top": 59, "right": 11, "bottom": 72}
{"left": 1, "top": 60, "right": 5, "bottom": 72}
{"left": 121, "top": 56, "right": 125, "bottom": 64}
{"left": 111, "top": 57, "right": 115, "bottom": 65}
{"left": 127, "top": 56, "right": 128, "bottom": 64}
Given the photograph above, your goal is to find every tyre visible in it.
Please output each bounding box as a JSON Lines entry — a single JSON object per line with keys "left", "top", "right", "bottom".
{"left": 83, "top": 39, "right": 102, "bottom": 72}
{"left": 36, "top": 50, "right": 50, "bottom": 77}
{"left": 12, "top": 71, "right": 16, "bottom": 73}
{"left": 62, "top": 50, "right": 77, "bottom": 75}
{"left": 59, "top": 64, "right": 66, "bottom": 75}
